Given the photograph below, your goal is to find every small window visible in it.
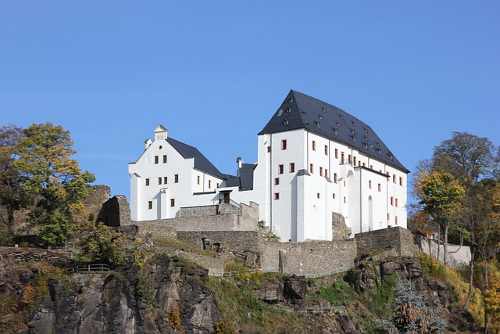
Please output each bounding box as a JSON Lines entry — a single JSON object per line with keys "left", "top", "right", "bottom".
{"left": 281, "top": 139, "right": 287, "bottom": 150}
{"left": 274, "top": 192, "right": 280, "bottom": 200}
{"left": 197, "top": 175, "right": 200, "bottom": 185}
{"left": 395, "top": 216, "right": 399, "bottom": 225}
{"left": 310, "top": 163, "right": 314, "bottom": 173}
{"left": 378, "top": 183, "right": 381, "bottom": 192}
{"left": 335, "top": 149, "right": 338, "bottom": 159}
{"left": 267, "top": 146, "right": 271, "bottom": 153}
{"left": 387, "top": 213, "right": 391, "bottom": 221}
{"left": 319, "top": 167, "right": 323, "bottom": 177}
{"left": 353, "top": 157, "right": 357, "bottom": 165}
{"left": 217, "top": 183, "right": 220, "bottom": 188}
{"left": 145, "top": 178, "right": 150, "bottom": 186}
{"left": 289, "top": 163, "right": 295, "bottom": 173}
{"left": 395, "top": 198, "right": 399, "bottom": 207}
{"left": 341, "top": 152, "right": 345, "bottom": 164}
{"left": 324, "top": 145, "right": 328, "bottom": 155}
{"left": 163, "top": 177, "right": 167, "bottom": 184}
{"left": 170, "top": 199, "right": 175, "bottom": 207}
{"left": 312, "top": 141, "right": 316, "bottom": 151}
{"left": 391, "top": 197, "right": 394, "bottom": 206}
{"left": 325, "top": 169, "right": 328, "bottom": 177}
{"left": 369, "top": 180, "right": 372, "bottom": 189}
{"left": 334, "top": 173, "right": 338, "bottom": 183}
{"left": 158, "top": 177, "right": 162, "bottom": 185}
{"left": 274, "top": 178, "right": 280, "bottom": 185}
{"left": 175, "top": 174, "right": 179, "bottom": 183}
{"left": 317, "top": 193, "right": 320, "bottom": 199}
{"left": 348, "top": 154, "right": 351, "bottom": 164}
{"left": 399, "top": 177, "right": 403, "bottom": 186}
{"left": 393, "top": 174, "right": 396, "bottom": 183}
{"left": 154, "top": 156, "right": 159, "bottom": 164}
{"left": 363, "top": 162, "right": 366, "bottom": 167}
{"left": 163, "top": 155, "right": 167, "bottom": 163}
{"left": 344, "top": 197, "right": 346, "bottom": 203}
{"left": 278, "top": 164, "right": 284, "bottom": 174}
{"left": 148, "top": 201, "right": 153, "bottom": 209}
{"left": 333, "top": 193, "right": 336, "bottom": 199}
{"left": 208, "top": 180, "right": 211, "bottom": 189}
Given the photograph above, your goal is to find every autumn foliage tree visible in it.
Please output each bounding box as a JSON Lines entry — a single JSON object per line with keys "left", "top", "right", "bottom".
{"left": 12, "top": 122, "right": 95, "bottom": 245}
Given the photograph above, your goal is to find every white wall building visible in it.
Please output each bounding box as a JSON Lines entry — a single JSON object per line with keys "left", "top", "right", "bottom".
{"left": 129, "top": 90, "right": 409, "bottom": 242}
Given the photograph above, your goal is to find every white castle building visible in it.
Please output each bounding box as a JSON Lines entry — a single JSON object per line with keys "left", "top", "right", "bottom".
{"left": 129, "top": 90, "right": 409, "bottom": 242}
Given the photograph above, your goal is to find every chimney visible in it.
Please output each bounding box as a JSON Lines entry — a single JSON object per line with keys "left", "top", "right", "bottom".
{"left": 236, "top": 157, "right": 243, "bottom": 169}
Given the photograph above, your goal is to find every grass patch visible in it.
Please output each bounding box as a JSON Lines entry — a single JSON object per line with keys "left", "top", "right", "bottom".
{"left": 312, "top": 279, "right": 354, "bottom": 306}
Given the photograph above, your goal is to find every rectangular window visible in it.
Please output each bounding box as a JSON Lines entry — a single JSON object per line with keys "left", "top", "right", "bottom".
{"left": 197, "top": 175, "right": 200, "bottom": 185}
{"left": 334, "top": 173, "right": 338, "bottom": 183}
{"left": 387, "top": 213, "right": 391, "bottom": 221}
{"left": 163, "top": 177, "right": 167, "bottom": 184}
{"left": 353, "top": 157, "right": 357, "bottom": 165}
{"left": 170, "top": 199, "right": 175, "bottom": 207}
{"left": 369, "top": 180, "right": 372, "bottom": 189}
{"left": 395, "top": 198, "right": 399, "bottom": 207}
{"left": 335, "top": 149, "right": 338, "bottom": 159}
{"left": 281, "top": 139, "right": 287, "bottom": 150}
{"left": 317, "top": 193, "right": 320, "bottom": 199}
{"left": 158, "top": 177, "right": 162, "bottom": 185}
{"left": 274, "top": 192, "right": 280, "bottom": 200}
{"left": 208, "top": 180, "right": 211, "bottom": 189}
{"left": 289, "top": 163, "right": 295, "bottom": 173}
{"left": 341, "top": 152, "right": 345, "bottom": 164}
{"left": 145, "top": 178, "right": 150, "bottom": 186}
{"left": 174, "top": 174, "right": 179, "bottom": 183}
{"left": 278, "top": 164, "right": 284, "bottom": 174}
{"left": 325, "top": 168, "right": 328, "bottom": 177}
{"left": 310, "top": 163, "right": 314, "bottom": 173}
{"left": 399, "top": 177, "right": 403, "bottom": 186}
{"left": 163, "top": 155, "right": 167, "bottom": 163}
{"left": 154, "top": 156, "right": 159, "bottom": 164}
{"left": 319, "top": 167, "right": 323, "bottom": 176}
{"left": 344, "top": 197, "right": 346, "bottom": 203}
{"left": 363, "top": 162, "right": 366, "bottom": 167}
{"left": 333, "top": 193, "right": 336, "bottom": 199}
{"left": 393, "top": 174, "right": 396, "bottom": 183}
{"left": 395, "top": 216, "right": 399, "bottom": 225}
{"left": 324, "top": 145, "right": 328, "bottom": 155}
{"left": 274, "top": 178, "right": 280, "bottom": 185}
{"left": 378, "top": 183, "right": 381, "bottom": 192}
{"left": 312, "top": 141, "right": 316, "bottom": 151}
{"left": 267, "top": 146, "right": 271, "bottom": 153}
{"left": 348, "top": 154, "right": 351, "bottom": 164}
{"left": 391, "top": 197, "right": 394, "bottom": 206}
{"left": 148, "top": 201, "right": 152, "bottom": 209}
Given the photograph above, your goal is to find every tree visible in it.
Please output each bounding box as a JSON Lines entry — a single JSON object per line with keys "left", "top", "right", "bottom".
{"left": 433, "top": 132, "right": 495, "bottom": 187}
{"left": 377, "top": 280, "right": 447, "bottom": 333}
{"left": 418, "top": 171, "right": 465, "bottom": 265}
{"left": 0, "top": 124, "right": 29, "bottom": 240}
{"left": 77, "top": 222, "right": 124, "bottom": 265}
{"left": 13, "top": 122, "right": 95, "bottom": 245}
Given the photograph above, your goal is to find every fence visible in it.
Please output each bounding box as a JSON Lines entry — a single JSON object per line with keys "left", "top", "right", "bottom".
{"left": 66, "top": 264, "right": 110, "bottom": 274}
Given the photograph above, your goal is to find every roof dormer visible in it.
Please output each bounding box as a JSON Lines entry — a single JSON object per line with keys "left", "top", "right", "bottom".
{"left": 154, "top": 125, "right": 168, "bottom": 141}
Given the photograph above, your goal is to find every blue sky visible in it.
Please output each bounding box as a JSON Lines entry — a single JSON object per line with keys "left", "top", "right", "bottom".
{"left": 1, "top": 1, "right": 499, "bottom": 200}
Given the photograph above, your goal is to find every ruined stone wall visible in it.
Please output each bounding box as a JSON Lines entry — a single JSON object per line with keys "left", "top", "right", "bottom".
{"left": 355, "top": 226, "right": 420, "bottom": 258}
{"left": 177, "top": 231, "right": 262, "bottom": 252}
{"left": 260, "top": 240, "right": 357, "bottom": 277}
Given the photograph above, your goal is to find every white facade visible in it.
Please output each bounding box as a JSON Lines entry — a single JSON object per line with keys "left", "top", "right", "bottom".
{"left": 129, "top": 91, "right": 409, "bottom": 242}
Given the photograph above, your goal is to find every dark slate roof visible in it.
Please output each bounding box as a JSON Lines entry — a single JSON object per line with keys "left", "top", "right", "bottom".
{"left": 238, "top": 163, "right": 257, "bottom": 191}
{"left": 259, "top": 90, "right": 409, "bottom": 173}
{"left": 166, "top": 137, "right": 225, "bottom": 179}
{"left": 222, "top": 174, "right": 240, "bottom": 187}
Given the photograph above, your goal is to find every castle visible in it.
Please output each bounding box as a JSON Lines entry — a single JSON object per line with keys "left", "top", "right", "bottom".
{"left": 128, "top": 90, "right": 409, "bottom": 242}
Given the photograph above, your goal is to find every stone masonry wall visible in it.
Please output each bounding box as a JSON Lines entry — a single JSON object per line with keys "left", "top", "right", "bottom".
{"left": 260, "top": 240, "right": 357, "bottom": 277}
{"left": 355, "top": 226, "right": 420, "bottom": 258}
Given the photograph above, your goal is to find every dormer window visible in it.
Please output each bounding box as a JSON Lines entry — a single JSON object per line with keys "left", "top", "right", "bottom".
{"left": 285, "top": 107, "right": 292, "bottom": 113}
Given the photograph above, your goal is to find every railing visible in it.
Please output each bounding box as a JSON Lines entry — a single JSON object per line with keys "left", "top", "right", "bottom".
{"left": 272, "top": 305, "right": 347, "bottom": 314}
{"left": 66, "top": 264, "right": 110, "bottom": 274}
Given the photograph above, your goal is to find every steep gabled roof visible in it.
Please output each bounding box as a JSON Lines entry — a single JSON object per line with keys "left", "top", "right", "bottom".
{"left": 238, "top": 163, "right": 257, "bottom": 191}
{"left": 166, "top": 137, "right": 225, "bottom": 179}
{"left": 259, "top": 90, "right": 409, "bottom": 173}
